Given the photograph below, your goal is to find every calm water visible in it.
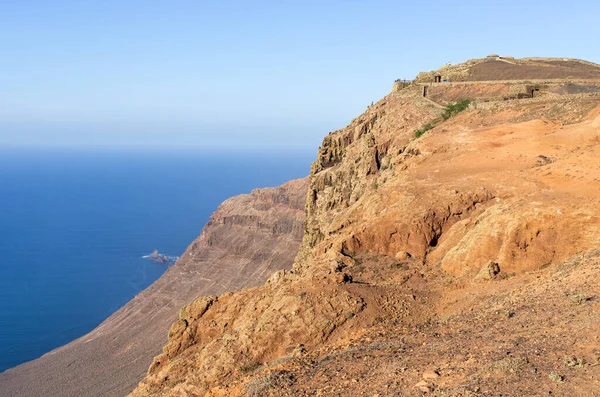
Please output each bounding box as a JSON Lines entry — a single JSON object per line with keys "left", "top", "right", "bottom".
{"left": 0, "top": 149, "right": 312, "bottom": 372}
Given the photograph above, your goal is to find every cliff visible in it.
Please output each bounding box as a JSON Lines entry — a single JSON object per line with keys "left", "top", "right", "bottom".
{"left": 132, "top": 58, "right": 600, "bottom": 396}
{"left": 0, "top": 178, "right": 308, "bottom": 397}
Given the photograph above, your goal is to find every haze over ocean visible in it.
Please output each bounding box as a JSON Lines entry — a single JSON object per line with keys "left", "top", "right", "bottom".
{"left": 0, "top": 148, "right": 312, "bottom": 372}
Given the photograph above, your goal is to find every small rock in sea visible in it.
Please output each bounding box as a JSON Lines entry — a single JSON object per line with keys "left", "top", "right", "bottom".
{"left": 146, "top": 249, "right": 172, "bottom": 264}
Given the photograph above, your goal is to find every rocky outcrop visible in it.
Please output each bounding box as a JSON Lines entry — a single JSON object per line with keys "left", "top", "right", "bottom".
{"left": 0, "top": 178, "right": 308, "bottom": 397}
{"left": 145, "top": 249, "right": 176, "bottom": 264}
{"left": 300, "top": 89, "right": 441, "bottom": 257}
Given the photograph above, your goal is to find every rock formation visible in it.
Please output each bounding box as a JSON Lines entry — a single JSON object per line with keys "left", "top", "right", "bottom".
{"left": 0, "top": 178, "right": 308, "bottom": 397}
{"left": 131, "top": 57, "right": 600, "bottom": 396}
{"left": 146, "top": 249, "right": 174, "bottom": 264}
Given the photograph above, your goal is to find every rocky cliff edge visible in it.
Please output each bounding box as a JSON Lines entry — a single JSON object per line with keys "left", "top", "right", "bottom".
{"left": 132, "top": 60, "right": 600, "bottom": 396}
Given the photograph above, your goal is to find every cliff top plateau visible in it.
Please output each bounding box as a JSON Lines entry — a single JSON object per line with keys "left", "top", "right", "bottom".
{"left": 414, "top": 56, "right": 600, "bottom": 83}
{"left": 130, "top": 57, "right": 600, "bottom": 397}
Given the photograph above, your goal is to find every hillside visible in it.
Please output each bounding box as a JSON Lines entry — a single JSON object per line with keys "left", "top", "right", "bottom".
{"left": 131, "top": 57, "right": 600, "bottom": 396}
{"left": 0, "top": 178, "right": 308, "bottom": 397}
{"left": 414, "top": 56, "right": 600, "bottom": 82}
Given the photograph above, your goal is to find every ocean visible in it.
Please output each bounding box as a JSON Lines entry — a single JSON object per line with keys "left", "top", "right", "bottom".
{"left": 0, "top": 148, "right": 312, "bottom": 372}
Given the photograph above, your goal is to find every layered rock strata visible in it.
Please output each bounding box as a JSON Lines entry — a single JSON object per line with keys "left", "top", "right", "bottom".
{"left": 0, "top": 178, "right": 308, "bottom": 397}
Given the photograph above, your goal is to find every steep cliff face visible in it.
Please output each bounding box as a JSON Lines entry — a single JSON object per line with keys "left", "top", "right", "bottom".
{"left": 300, "top": 88, "right": 440, "bottom": 256}
{"left": 132, "top": 59, "right": 600, "bottom": 396}
{"left": 0, "top": 178, "right": 308, "bottom": 397}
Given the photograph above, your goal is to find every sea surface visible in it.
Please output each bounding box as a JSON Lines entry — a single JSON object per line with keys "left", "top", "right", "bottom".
{"left": 0, "top": 148, "right": 312, "bottom": 372}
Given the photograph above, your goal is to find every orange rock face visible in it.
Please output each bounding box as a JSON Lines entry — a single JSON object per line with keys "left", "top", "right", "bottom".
{"left": 132, "top": 58, "right": 600, "bottom": 397}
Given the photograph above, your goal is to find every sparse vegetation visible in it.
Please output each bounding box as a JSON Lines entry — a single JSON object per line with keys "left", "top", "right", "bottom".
{"left": 441, "top": 99, "right": 471, "bottom": 120}
{"left": 414, "top": 99, "right": 471, "bottom": 138}
{"left": 245, "top": 370, "right": 295, "bottom": 396}
{"left": 565, "top": 356, "right": 584, "bottom": 368}
{"left": 380, "top": 156, "right": 392, "bottom": 171}
{"left": 548, "top": 373, "right": 565, "bottom": 382}
{"left": 539, "top": 262, "right": 552, "bottom": 270}
{"left": 490, "top": 357, "right": 529, "bottom": 374}
{"left": 570, "top": 293, "right": 590, "bottom": 305}
{"left": 415, "top": 121, "right": 438, "bottom": 138}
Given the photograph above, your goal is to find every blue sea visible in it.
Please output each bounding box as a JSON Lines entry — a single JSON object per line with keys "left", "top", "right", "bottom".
{"left": 0, "top": 148, "right": 312, "bottom": 372}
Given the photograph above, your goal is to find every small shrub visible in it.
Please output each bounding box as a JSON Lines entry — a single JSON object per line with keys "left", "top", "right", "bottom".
{"left": 539, "top": 262, "right": 551, "bottom": 270}
{"left": 565, "top": 356, "right": 584, "bottom": 368}
{"left": 490, "top": 357, "right": 528, "bottom": 374}
{"left": 380, "top": 156, "right": 392, "bottom": 171}
{"left": 246, "top": 370, "right": 295, "bottom": 396}
{"left": 372, "top": 182, "right": 379, "bottom": 190}
{"left": 415, "top": 121, "right": 437, "bottom": 138}
{"left": 441, "top": 99, "right": 471, "bottom": 120}
{"left": 548, "top": 373, "right": 565, "bottom": 382}
{"left": 414, "top": 99, "right": 470, "bottom": 138}
{"left": 570, "top": 293, "right": 590, "bottom": 305}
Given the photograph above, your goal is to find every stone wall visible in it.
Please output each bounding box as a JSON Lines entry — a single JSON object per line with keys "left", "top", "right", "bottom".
{"left": 472, "top": 92, "right": 600, "bottom": 110}
{"left": 392, "top": 80, "right": 411, "bottom": 91}
{"left": 419, "top": 79, "right": 600, "bottom": 87}
{"left": 419, "top": 80, "right": 600, "bottom": 104}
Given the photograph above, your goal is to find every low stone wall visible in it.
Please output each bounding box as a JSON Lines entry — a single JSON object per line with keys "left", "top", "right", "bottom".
{"left": 392, "top": 80, "right": 412, "bottom": 91}
{"left": 417, "top": 80, "right": 600, "bottom": 104}
{"left": 418, "top": 79, "right": 600, "bottom": 87}
{"left": 472, "top": 92, "right": 600, "bottom": 110}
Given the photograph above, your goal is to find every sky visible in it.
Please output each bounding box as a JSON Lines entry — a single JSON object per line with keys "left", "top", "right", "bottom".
{"left": 1, "top": 0, "right": 598, "bottom": 151}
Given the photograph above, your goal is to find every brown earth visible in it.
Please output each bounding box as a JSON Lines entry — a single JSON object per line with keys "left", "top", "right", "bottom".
{"left": 232, "top": 249, "right": 600, "bottom": 397}
{"left": 468, "top": 60, "right": 600, "bottom": 81}
{"left": 427, "top": 83, "right": 511, "bottom": 103}
{"left": 0, "top": 178, "right": 308, "bottom": 397}
{"left": 131, "top": 59, "right": 600, "bottom": 397}
{"left": 415, "top": 57, "right": 600, "bottom": 83}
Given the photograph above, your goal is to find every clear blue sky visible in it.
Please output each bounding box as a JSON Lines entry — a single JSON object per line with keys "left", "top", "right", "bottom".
{"left": 1, "top": 0, "right": 598, "bottom": 150}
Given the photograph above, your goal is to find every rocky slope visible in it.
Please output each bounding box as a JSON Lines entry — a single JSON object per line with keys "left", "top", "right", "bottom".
{"left": 0, "top": 178, "right": 308, "bottom": 397}
{"left": 131, "top": 58, "right": 600, "bottom": 396}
